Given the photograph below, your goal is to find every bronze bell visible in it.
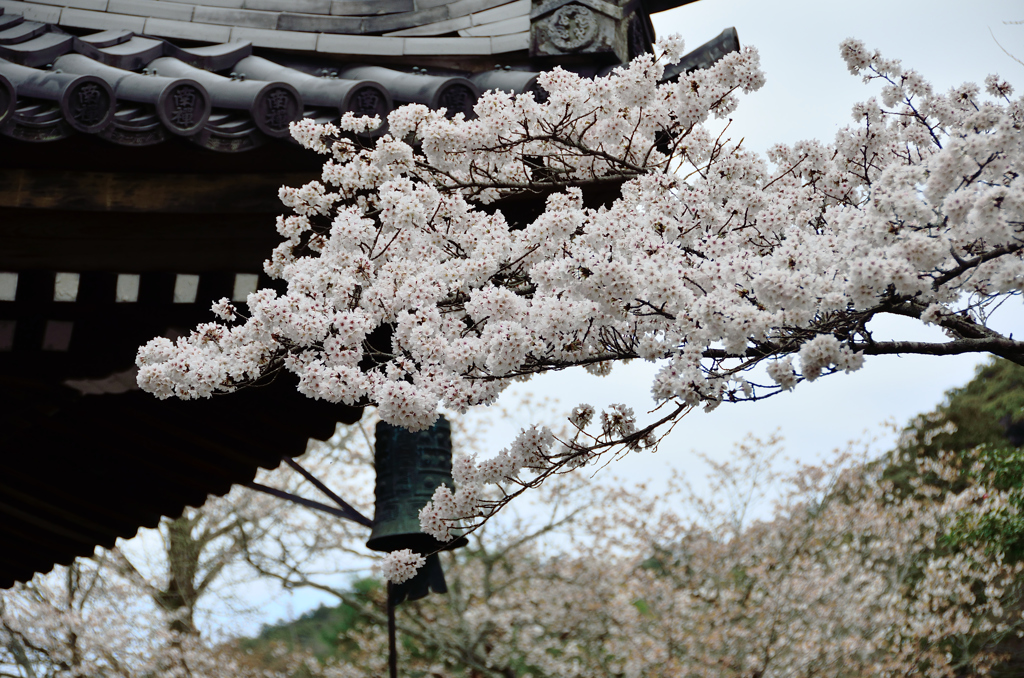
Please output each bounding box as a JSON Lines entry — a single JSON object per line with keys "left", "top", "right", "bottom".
{"left": 368, "top": 416, "right": 467, "bottom": 604}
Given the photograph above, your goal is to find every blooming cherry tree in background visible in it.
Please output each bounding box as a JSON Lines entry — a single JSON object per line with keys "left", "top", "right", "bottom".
{"left": 136, "top": 36, "right": 1023, "bottom": 574}
{"left": 296, "top": 438, "right": 1024, "bottom": 678}
{"left": 7, "top": 393, "right": 1024, "bottom": 677}
{"left": 0, "top": 556, "right": 315, "bottom": 678}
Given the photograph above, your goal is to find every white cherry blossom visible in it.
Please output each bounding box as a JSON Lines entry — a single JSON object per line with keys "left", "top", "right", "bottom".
{"left": 136, "top": 38, "right": 1023, "bottom": 566}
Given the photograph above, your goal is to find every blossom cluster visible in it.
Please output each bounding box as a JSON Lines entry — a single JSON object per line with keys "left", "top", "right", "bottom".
{"left": 138, "top": 39, "right": 1022, "bottom": 415}
{"left": 418, "top": 424, "right": 555, "bottom": 541}
{"left": 379, "top": 549, "right": 426, "bottom": 584}
{"left": 136, "top": 41, "right": 774, "bottom": 421}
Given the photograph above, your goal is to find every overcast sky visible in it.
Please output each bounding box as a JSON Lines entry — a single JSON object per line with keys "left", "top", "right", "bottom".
{"left": 222, "top": 0, "right": 1024, "bottom": 632}
{"left": 655, "top": 0, "right": 1023, "bottom": 156}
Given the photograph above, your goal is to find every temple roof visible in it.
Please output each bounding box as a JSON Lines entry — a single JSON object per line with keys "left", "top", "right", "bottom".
{"left": 0, "top": 2, "right": 548, "bottom": 151}
{"left": 0, "top": 0, "right": 726, "bottom": 152}
{"left": 0, "top": 374, "right": 362, "bottom": 590}
{"left": 0, "top": 0, "right": 532, "bottom": 56}
{"left": 0, "top": 264, "right": 367, "bottom": 590}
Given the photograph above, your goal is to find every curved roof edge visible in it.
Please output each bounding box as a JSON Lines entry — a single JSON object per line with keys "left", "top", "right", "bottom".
{"left": 0, "top": 0, "right": 532, "bottom": 55}
{"left": 0, "top": 7, "right": 544, "bottom": 152}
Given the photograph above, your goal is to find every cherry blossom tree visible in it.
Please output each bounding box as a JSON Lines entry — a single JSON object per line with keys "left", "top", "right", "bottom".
{"left": 135, "top": 36, "right": 1024, "bottom": 575}
{"left": 0, "top": 554, "right": 316, "bottom": 678}
{"left": 0, "top": 426, "right": 377, "bottom": 678}
{"left": 264, "top": 436, "right": 1024, "bottom": 678}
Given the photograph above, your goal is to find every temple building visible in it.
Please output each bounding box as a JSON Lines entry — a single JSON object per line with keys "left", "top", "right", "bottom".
{"left": 0, "top": 0, "right": 733, "bottom": 588}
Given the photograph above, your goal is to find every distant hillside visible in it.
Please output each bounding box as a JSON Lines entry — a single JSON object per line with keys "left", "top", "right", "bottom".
{"left": 881, "top": 358, "right": 1024, "bottom": 557}
{"left": 898, "top": 357, "right": 1024, "bottom": 458}
{"left": 241, "top": 578, "right": 381, "bottom": 663}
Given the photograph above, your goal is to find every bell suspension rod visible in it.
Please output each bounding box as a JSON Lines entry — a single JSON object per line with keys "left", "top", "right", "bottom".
{"left": 243, "top": 456, "right": 372, "bottom": 528}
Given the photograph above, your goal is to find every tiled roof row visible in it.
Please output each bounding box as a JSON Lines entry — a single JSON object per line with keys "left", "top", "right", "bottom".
{"left": 0, "top": 0, "right": 531, "bottom": 53}
{"left": 0, "top": 5, "right": 542, "bottom": 151}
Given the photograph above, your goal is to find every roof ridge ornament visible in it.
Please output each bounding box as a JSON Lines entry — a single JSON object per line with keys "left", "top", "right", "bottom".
{"left": 0, "top": 58, "right": 115, "bottom": 140}
{"left": 530, "top": 0, "right": 645, "bottom": 63}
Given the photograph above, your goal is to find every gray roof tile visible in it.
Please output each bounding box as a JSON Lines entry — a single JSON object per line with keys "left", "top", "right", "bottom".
{"left": 331, "top": 0, "right": 412, "bottom": 16}
{"left": 470, "top": 0, "right": 527, "bottom": 25}
{"left": 94, "top": 34, "right": 162, "bottom": 69}
{"left": 144, "top": 16, "right": 230, "bottom": 41}
{"left": 405, "top": 34, "right": 489, "bottom": 54}
{"left": 32, "top": 0, "right": 109, "bottom": 12}
{"left": 361, "top": 4, "right": 446, "bottom": 32}
{"left": 149, "top": 54, "right": 301, "bottom": 137}
{"left": 60, "top": 7, "right": 146, "bottom": 31}
{"left": 233, "top": 54, "right": 392, "bottom": 122}
{"left": 229, "top": 24, "right": 316, "bottom": 49}
{"left": 74, "top": 27, "right": 132, "bottom": 46}
{"left": 0, "top": 0, "right": 61, "bottom": 24}
{"left": 54, "top": 52, "right": 212, "bottom": 135}
{"left": 384, "top": 14, "right": 470, "bottom": 37}
{"left": 0, "top": 58, "right": 115, "bottom": 130}
{"left": 459, "top": 14, "right": 527, "bottom": 36}
{"left": 448, "top": 0, "right": 510, "bottom": 19}
{"left": 0, "top": 12, "right": 26, "bottom": 30}
{"left": 193, "top": 5, "right": 277, "bottom": 29}
{"left": 107, "top": 0, "right": 194, "bottom": 21}
{"left": 165, "top": 40, "right": 251, "bottom": 69}
{"left": 161, "top": 0, "right": 242, "bottom": 9}
{"left": 244, "top": 0, "right": 328, "bottom": 14}
{"left": 316, "top": 31, "right": 403, "bottom": 54}
{"left": 0, "top": 18, "right": 45, "bottom": 43}
{"left": 489, "top": 30, "right": 527, "bottom": 53}
{"left": 0, "top": 29, "right": 72, "bottom": 66}
{"left": 276, "top": 11, "right": 361, "bottom": 34}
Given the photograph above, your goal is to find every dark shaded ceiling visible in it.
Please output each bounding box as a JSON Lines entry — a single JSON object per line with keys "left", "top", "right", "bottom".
{"left": 0, "top": 374, "right": 361, "bottom": 589}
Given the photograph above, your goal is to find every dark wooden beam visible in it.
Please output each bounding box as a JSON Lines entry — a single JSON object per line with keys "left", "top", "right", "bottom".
{"left": 0, "top": 210, "right": 284, "bottom": 271}
{"left": 0, "top": 169, "right": 314, "bottom": 213}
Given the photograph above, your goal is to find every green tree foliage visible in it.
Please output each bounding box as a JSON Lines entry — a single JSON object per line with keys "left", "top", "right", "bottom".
{"left": 900, "top": 358, "right": 1024, "bottom": 458}
{"left": 242, "top": 579, "right": 381, "bottom": 662}
{"left": 886, "top": 358, "right": 1024, "bottom": 562}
